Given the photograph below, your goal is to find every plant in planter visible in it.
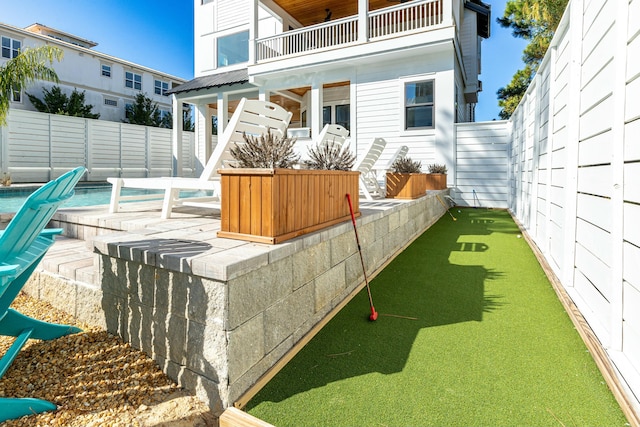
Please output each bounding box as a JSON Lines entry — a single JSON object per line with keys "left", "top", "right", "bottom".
{"left": 426, "top": 163, "right": 448, "bottom": 190}
{"left": 386, "top": 156, "right": 427, "bottom": 199}
{"left": 217, "top": 131, "right": 360, "bottom": 244}
{"left": 304, "top": 139, "right": 356, "bottom": 171}
{"left": 230, "top": 128, "right": 300, "bottom": 168}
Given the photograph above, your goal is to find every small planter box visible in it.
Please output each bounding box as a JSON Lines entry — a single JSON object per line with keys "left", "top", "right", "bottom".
{"left": 386, "top": 173, "right": 427, "bottom": 199}
{"left": 425, "top": 173, "right": 447, "bottom": 190}
{"left": 218, "top": 168, "right": 360, "bottom": 244}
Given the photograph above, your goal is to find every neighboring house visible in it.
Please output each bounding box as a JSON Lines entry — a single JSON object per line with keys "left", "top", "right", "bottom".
{"left": 0, "top": 22, "right": 186, "bottom": 123}
{"left": 168, "top": 0, "right": 490, "bottom": 181}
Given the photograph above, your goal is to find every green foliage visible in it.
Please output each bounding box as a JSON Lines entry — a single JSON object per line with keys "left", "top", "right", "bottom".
{"left": 0, "top": 46, "right": 63, "bottom": 125}
{"left": 124, "top": 93, "right": 161, "bottom": 127}
{"left": 496, "top": 0, "right": 568, "bottom": 119}
{"left": 304, "top": 139, "right": 355, "bottom": 171}
{"left": 427, "top": 163, "right": 448, "bottom": 174}
{"left": 230, "top": 129, "right": 300, "bottom": 168}
{"left": 27, "top": 86, "right": 99, "bottom": 119}
{"left": 391, "top": 156, "right": 422, "bottom": 174}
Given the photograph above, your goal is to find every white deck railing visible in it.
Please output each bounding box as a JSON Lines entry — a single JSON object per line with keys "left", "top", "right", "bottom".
{"left": 255, "top": 0, "right": 444, "bottom": 62}
{"left": 369, "top": 0, "right": 443, "bottom": 39}
{"left": 257, "top": 16, "right": 358, "bottom": 61}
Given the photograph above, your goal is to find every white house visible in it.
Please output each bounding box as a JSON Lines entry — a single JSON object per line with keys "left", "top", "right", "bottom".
{"left": 169, "top": 0, "right": 490, "bottom": 181}
{"left": 0, "top": 22, "right": 186, "bottom": 123}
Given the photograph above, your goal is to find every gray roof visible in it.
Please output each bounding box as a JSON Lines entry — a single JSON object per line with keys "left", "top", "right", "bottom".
{"left": 167, "top": 69, "right": 249, "bottom": 95}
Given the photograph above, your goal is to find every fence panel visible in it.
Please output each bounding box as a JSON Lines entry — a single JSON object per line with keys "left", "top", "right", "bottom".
{"left": 1, "top": 109, "right": 195, "bottom": 182}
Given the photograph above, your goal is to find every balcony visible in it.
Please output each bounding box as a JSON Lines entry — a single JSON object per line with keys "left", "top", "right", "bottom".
{"left": 255, "top": 0, "right": 445, "bottom": 62}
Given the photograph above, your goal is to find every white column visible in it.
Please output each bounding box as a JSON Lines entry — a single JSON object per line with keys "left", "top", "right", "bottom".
{"left": 248, "top": 0, "right": 257, "bottom": 64}
{"left": 310, "top": 83, "right": 323, "bottom": 139}
{"left": 357, "top": 0, "right": 369, "bottom": 43}
{"left": 217, "top": 94, "right": 228, "bottom": 136}
{"left": 171, "top": 94, "right": 183, "bottom": 176}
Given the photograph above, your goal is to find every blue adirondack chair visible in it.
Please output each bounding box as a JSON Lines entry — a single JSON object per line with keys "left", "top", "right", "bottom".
{"left": 0, "top": 166, "right": 86, "bottom": 421}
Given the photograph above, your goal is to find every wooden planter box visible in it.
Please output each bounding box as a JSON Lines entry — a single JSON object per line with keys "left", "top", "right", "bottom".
{"left": 425, "top": 173, "right": 447, "bottom": 190}
{"left": 218, "top": 168, "right": 360, "bottom": 244}
{"left": 386, "top": 173, "right": 427, "bottom": 199}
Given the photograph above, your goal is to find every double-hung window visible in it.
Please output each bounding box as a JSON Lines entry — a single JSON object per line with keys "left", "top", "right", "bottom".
{"left": 125, "top": 71, "right": 142, "bottom": 90}
{"left": 101, "top": 64, "right": 112, "bottom": 77}
{"left": 155, "top": 80, "right": 169, "bottom": 96}
{"left": 1, "top": 36, "right": 21, "bottom": 59}
{"left": 404, "top": 80, "right": 434, "bottom": 129}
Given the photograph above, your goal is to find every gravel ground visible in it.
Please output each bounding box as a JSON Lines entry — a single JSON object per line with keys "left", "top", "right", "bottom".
{"left": 0, "top": 293, "right": 216, "bottom": 426}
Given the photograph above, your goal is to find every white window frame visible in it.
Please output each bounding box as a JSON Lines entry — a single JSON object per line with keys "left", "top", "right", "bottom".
{"left": 101, "top": 64, "right": 112, "bottom": 78}
{"left": 11, "top": 88, "right": 21, "bottom": 103}
{"left": 400, "top": 76, "right": 436, "bottom": 134}
{"left": 125, "top": 71, "right": 142, "bottom": 90}
{"left": 155, "top": 79, "right": 169, "bottom": 96}
{"left": 1, "top": 36, "right": 21, "bottom": 59}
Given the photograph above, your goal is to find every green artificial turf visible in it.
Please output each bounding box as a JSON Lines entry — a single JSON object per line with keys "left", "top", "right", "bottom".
{"left": 246, "top": 208, "right": 628, "bottom": 426}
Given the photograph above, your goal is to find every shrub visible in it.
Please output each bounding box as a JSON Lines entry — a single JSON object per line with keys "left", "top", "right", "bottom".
{"left": 391, "top": 157, "right": 422, "bottom": 174}
{"left": 230, "top": 129, "right": 300, "bottom": 168}
{"left": 304, "top": 139, "right": 355, "bottom": 171}
{"left": 428, "top": 163, "right": 448, "bottom": 174}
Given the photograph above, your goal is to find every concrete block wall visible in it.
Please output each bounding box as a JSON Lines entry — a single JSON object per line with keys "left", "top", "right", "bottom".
{"left": 90, "top": 193, "right": 444, "bottom": 413}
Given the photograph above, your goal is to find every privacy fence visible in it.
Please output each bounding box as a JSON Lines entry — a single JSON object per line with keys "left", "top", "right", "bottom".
{"left": 508, "top": 0, "right": 640, "bottom": 413}
{"left": 0, "top": 109, "right": 196, "bottom": 183}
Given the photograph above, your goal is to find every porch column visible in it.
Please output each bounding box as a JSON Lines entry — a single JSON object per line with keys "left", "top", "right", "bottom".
{"left": 171, "top": 94, "right": 183, "bottom": 176}
{"left": 358, "top": 0, "right": 369, "bottom": 43}
{"left": 248, "top": 0, "right": 257, "bottom": 64}
{"left": 217, "top": 94, "right": 228, "bottom": 136}
{"left": 310, "top": 83, "right": 323, "bottom": 139}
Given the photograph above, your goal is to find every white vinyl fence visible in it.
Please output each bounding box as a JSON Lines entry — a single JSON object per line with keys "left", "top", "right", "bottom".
{"left": 0, "top": 109, "right": 196, "bottom": 183}
{"left": 453, "top": 121, "right": 510, "bottom": 208}
{"left": 509, "top": 0, "right": 640, "bottom": 413}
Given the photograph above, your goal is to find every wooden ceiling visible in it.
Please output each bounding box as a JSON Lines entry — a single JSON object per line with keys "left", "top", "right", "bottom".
{"left": 271, "top": 0, "right": 406, "bottom": 26}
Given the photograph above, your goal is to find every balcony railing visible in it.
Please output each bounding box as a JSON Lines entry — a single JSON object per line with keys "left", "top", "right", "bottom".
{"left": 369, "top": 0, "right": 443, "bottom": 39}
{"left": 255, "top": 0, "right": 444, "bottom": 62}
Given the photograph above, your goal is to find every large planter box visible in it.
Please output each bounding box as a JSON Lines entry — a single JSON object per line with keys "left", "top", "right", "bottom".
{"left": 425, "top": 173, "right": 447, "bottom": 190}
{"left": 386, "top": 173, "right": 427, "bottom": 199}
{"left": 218, "top": 168, "right": 360, "bottom": 244}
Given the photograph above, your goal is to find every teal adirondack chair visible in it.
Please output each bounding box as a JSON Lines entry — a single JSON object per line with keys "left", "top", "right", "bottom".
{"left": 0, "top": 166, "right": 86, "bottom": 421}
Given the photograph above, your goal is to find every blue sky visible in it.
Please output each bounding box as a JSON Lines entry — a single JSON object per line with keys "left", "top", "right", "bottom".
{"left": 2, "top": 0, "right": 527, "bottom": 121}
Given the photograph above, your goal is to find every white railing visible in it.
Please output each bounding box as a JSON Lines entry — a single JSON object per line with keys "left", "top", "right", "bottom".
{"left": 369, "top": 0, "right": 443, "bottom": 39}
{"left": 257, "top": 16, "right": 358, "bottom": 61}
{"left": 255, "top": 0, "right": 444, "bottom": 62}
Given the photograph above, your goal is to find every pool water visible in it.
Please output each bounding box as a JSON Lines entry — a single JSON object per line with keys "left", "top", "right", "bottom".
{"left": 0, "top": 184, "right": 213, "bottom": 213}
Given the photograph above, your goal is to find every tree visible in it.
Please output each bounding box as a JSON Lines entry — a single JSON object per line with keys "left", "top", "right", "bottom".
{"left": 496, "top": 0, "right": 568, "bottom": 119}
{"left": 27, "top": 85, "right": 100, "bottom": 119}
{"left": 124, "top": 93, "right": 161, "bottom": 127}
{"left": 0, "top": 46, "right": 63, "bottom": 125}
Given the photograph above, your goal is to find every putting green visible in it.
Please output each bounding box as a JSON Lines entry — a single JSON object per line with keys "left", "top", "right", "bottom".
{"left": 246, "top": 208, "right": 628, "bottom": 426}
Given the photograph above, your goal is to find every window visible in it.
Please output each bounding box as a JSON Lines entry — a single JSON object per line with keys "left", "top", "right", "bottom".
{"left": 101, "top": 64, "right": 111, "bottom": 77}
{"left": 125, "top": 71, "right": 142, "bottom": 90}
{"left": 1, "top": 36, "right": 21, "bottom": 59}
{"left": 217, "top": 31, "right": 249, "bottom": 67}
{"left": 104, "top": 98, "right": 118, "bottom": 107}
{"left": 405, "top": 80, "right": 434, "bottom": 129}
{"left": 322, "top": 104, "right": 350, "bottom": 131}
{"left": 11, "top": 88, "right": 21, "bottom": 103}
{"left": 155, "top": 79, "right": 169, "bottom": 96}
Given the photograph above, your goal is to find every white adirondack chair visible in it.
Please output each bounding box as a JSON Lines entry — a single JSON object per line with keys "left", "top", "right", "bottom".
{"left": 108, "top": 98, "right": 292, "bottom": 219}
{"left": 354, "top": 137, "right": 387, "bottom": 200}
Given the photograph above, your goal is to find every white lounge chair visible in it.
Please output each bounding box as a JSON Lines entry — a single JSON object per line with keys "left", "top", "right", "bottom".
{"left": 108, "top": 98, "right": 292, "bottom": 219}
{"left": 354, "top": 137, "right": 387, "bottom": 200}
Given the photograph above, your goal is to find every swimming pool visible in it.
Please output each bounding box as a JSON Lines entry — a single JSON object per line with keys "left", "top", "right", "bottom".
{"left": 0, "top": 184, "right": 213, "bottom": 213}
